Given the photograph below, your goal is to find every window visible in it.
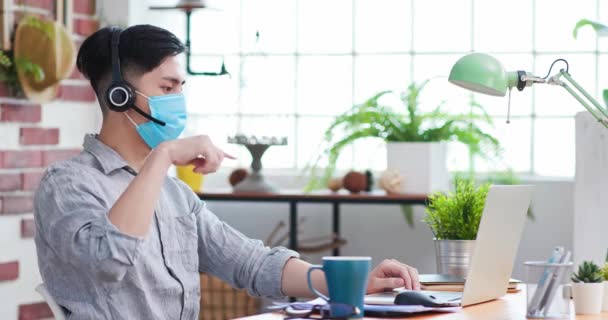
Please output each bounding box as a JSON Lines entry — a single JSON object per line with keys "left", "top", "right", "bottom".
{"left": 153, "top": 0, "right": 603, "bottom": 177}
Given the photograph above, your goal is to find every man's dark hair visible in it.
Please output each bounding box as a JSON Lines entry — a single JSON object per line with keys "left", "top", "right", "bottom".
{"left": 76, "top": 24, "right": 186, "bottom": 113}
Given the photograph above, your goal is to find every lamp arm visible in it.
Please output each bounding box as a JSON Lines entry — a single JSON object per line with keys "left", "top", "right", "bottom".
{"left": 548, "top": 70, "right": 608, "bottom": 128}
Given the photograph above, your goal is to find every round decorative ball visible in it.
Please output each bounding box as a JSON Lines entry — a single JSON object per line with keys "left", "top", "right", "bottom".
{"left": 327, "top": 177, "right": 343, "bottom": 192}
{"left": 229, "top": 168, "right": 249, "bottom": 186}
{"left": 378, "top": 169, "right": 403, "bottom": 194}
{"left": 343, "top": 171, "right": 367, "bottom": 193}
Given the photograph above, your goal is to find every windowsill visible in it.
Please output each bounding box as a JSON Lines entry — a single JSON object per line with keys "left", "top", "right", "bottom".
{"left": 176, "top": 167, "right": 575, "bottom": 191}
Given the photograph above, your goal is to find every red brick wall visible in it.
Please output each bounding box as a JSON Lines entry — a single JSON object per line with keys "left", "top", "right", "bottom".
{"left": 0, "top": 1, "right": 100, "bottom": 319}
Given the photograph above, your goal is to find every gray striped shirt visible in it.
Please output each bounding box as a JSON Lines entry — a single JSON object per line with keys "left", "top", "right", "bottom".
{"left": 34, "top": 134, "right": 298, "bottom": 319}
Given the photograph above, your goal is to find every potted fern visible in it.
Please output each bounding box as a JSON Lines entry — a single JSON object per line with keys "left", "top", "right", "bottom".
{"left": 571, "top": 261, "right": 604, "bottom": 315}
{"left": 304, "top": 79, "right": 499, "bottom": 193}
{"left": 423, "top": 179, "right": 489, "bottom": 277}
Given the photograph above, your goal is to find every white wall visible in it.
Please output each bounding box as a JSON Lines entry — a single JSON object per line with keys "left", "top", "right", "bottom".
{"left": 0, "top": 102, "right": 100, "bottom": 320}
{"left": 574, "top": 112, "right": 608, "bottom": 266}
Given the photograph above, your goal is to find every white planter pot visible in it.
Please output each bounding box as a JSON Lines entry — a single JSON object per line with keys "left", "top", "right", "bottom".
{"left": 602, "top": 281, "right": 608, "bottom": 311}
{"left": 386, "top": 142, "right": 448, "bottom": 194}
{"left": 572, "top": 282, "right": 604, "bottom": 314}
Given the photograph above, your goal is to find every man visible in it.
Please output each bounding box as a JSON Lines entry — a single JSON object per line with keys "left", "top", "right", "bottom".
{"left": 34, "top": 24, "right": 420, "bottom": 319}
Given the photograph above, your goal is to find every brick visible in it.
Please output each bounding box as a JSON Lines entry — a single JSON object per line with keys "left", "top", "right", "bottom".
{"left": 0, "top": 195, "right": 33, "bottom": 214}
{"left": 21, "top": 218, "right": 35, "bottom": 238}
{"left": 18, "top": 302, "right": 53, "bottom": 320}
{"left": 0, "top": 104, "right": 42, "bottom": 123}
{"left": 0, "top": 150, "right": 42, "bottom": 168}
{"left": 13, "top": 12, "right": 53, "bottom": 24}
{"left": 20, "top": 127, "right": 60, "bottom": 146}
{"left": 0, "top": 173, "right": 21, "bottom": 191}
{"left": 58, "top": 84, "right": 97, "bottom": 102}
{"left": 42, "top": 149, "right": 81, "bottom": 166}
{"left": 22, "top": 171, "right": 45, "bottom": 191}
{"left": 0, "top": 261, "right": 18, "bottom": 282}
{"left": 73, "top": 17, "right": 99, "bottom": 37}
{"left": 74, "top": 0, "right": 96, "bottom": 15}
{"left": 0, "top": 83, "right": 10, "bottom": 97}
{"left": 15, "top": 0, "right": 54, "bottom": 11}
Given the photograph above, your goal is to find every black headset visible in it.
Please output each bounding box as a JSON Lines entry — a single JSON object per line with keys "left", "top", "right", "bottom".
{"left": 106, "top": 28, "right": 165, "bottom": 126}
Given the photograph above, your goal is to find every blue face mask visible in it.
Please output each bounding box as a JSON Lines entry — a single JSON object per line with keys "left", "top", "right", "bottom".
{"left": 125, "top": 91, "right": 188, "bottom": 149}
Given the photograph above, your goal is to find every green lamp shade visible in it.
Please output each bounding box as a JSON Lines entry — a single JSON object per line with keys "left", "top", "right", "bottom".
{"left": 448, "top": 53, "right": 508, "bottom": 97}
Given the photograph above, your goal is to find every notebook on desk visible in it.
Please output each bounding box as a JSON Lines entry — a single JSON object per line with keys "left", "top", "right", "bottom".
{"left": 407, "top": 274, "right": 521, "bottom": 292}
{"left": 365, "top": 185, "right": 533, "bottom": 307}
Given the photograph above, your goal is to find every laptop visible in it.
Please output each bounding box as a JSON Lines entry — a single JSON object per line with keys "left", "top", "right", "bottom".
{"left": 365, "top": 185, "right": 533, "bottom": 307}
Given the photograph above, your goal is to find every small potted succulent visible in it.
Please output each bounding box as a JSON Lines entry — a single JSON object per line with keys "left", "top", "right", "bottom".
{"left": 600, "top": 254, "right": 608, "bottom": 311}
{"left": 571, "top": 261, "right": 604, "bottom": 315}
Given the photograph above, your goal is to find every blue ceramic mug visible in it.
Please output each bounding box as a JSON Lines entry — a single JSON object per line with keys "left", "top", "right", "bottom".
{"left": 307, "top": 256, "right": 371, "bottom": 318}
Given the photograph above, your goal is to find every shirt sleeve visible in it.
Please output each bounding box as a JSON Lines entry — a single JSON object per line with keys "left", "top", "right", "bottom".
{"left": 34, "top": 166, "right": 144, "bottom": 283}
{"left": 190, "top": 196, "right": 300, "bottom": 299}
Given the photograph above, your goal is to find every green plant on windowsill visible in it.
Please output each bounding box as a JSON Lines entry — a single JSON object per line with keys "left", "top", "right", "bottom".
{"left": 599, "top": 263, "right": 608, "bottom": 282}
{"left": 599, "top": 250, "right": 608, "bottom": 282}
{"left": 303, "top": 79, "right": 501, "bottom": 192}
{"left": 423, "top": 178, "right": 489, "bottom": 240}
{"left": 572, "top": 261, "right": 603, "bottom": 283}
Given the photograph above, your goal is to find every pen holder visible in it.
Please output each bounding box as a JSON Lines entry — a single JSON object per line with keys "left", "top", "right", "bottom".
{"left": 524, "top": 261, "right": 573, "bottom": 319}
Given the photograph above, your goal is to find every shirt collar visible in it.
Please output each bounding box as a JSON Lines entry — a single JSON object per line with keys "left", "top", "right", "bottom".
{"left": 83, "top": 134, "right": 129, "bottom": 175}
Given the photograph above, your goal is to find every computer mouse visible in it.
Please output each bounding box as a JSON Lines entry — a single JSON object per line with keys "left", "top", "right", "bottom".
{"left": 394, "top": 291, "right": 456, "bottom": 308}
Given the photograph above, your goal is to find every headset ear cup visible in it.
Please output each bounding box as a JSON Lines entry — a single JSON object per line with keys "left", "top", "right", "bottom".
{"left": 106, "top": 82, "right": 134, "bottom": 112}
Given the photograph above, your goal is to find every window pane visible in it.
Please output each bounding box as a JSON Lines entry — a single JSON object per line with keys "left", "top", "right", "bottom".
{"left": 297, "top": 117, "right": 334, "bottom": 169}
{"left": 354, "top": 55, "right": 411, "bottom": 102}
{"left": 185, "top": 56, "right": 240, "bottom": 115}
{"left": 354, "top": 0, "right": 411, "bottom": 53}
{"left": 413, "top": 55, "right": 471, "bottom": 115}
{"left": 474, "top": 0, "right": 532, "bottom": 52}
{"left": 298, "top": 56, "right": 353, "bottom": 115}
{"left": 241, "top": 0, "right": 296, "bottom": 53}
{"left": 144, "top": 10, "right": 185, "bottom": 40}
{"left": 534, "top": 54, "right": 596, "bottom": 116}
{"left": 474, "top": 54, "right": 534, "bottom": 117}
{"left": 473, "top": 118, "right": 532, "bottom": 173}
{"left": 597, "top": 1, "right": 608, "bottom": 52}
{"left": 535, "top": 0, "right": 597, "bottom": 52}
{"left": 413, "top": 0, "right": 471, "bottom": 52}
{"left": 297, "top": 116, "right": 355, "bottom": 172}
{"left": 184, "top": 115, "right": 239, "bottom": 165}
{"left": 298, "top": 0, "right": 352, "bottom": 53}
{"left": 595, "top": 54, "right": 608, "bottom": 98}
{"left": 240, "top": 56, "right": 296, "bottom": 114}
{"left": 534, "top": 118, "right": 575, "bottom": 177}
{"left": 238, "top": 116, "right": 296, "bottom": 168}
{"left": 189, "top": 3, "right": 241, "bottom": 54}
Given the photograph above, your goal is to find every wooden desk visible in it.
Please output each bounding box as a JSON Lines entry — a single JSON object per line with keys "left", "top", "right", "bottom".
{"left": 236, "top": 291, "right": 608, "bottom": 320}
{"left": 197, "top": 190, "right": 428, "bottom": 255}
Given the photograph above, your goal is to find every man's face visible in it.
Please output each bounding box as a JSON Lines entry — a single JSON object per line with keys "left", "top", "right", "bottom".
{"left": 129, "top": 55, "right": 187, "bottom": 117}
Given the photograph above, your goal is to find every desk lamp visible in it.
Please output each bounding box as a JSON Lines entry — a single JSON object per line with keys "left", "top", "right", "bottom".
{"left": 448, "top": 53, "right": 608, "bottom": 128}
